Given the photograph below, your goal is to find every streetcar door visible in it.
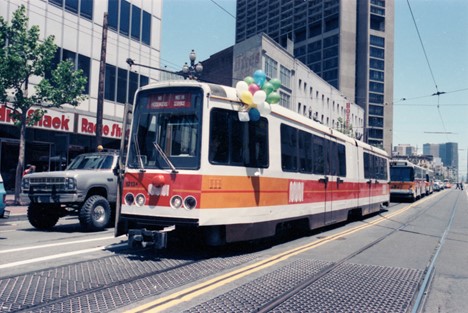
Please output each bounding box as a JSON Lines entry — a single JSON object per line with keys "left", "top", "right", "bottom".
{"left": 363, "top": 152, "right": 373, "bottom": 215}
{"left": 322, "top": 136, "right": 345, "bottom": 225}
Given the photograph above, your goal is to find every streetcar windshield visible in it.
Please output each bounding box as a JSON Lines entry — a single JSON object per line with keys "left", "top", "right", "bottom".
{"left": 128, "top": 87, "right": 203, "bottom": 170}
{"left": 390, "top": 167, "right": 414, "bottom": 182}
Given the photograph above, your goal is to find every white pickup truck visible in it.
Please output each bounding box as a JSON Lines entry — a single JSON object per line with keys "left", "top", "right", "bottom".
{"left": 21, "top": 152, "right": 119, "bottom": 231}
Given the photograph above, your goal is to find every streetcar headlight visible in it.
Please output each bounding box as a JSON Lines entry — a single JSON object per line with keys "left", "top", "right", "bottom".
{"left": 125, "top": 193, "right": 135, "bottom": 205}
{"left": 135, "top": 194, "right": 146, "bottom": 206}
{"left": 170, "top": 195, "right": 183, "bottom": 209}
{"left": 184, "top": 196, "right": 197, "bottom": 210}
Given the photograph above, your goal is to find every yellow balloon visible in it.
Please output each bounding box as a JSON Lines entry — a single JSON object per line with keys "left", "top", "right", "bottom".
{"left": 240, "top": 90, "right": 253, "bottom": 106}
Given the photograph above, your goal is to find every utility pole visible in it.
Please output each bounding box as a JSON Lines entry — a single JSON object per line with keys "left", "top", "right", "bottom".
{"left": 96, "top": 12, "right": 108, "bottom": 150}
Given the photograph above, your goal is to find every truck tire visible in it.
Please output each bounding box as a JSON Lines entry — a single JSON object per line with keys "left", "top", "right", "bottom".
{"left": 28, "top": 203, "right": 59, "bottom": 229}
{"left": 79, "top": 195, "right": 111, "bottom": 231}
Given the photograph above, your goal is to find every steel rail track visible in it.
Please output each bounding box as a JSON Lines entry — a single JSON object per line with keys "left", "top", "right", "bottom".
{"left": 252, "top": 191, "right": 457, "bottom": 313}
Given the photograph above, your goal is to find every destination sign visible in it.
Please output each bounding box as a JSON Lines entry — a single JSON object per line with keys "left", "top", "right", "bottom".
{"left": 148, "top": 93, "right": 192, "bottom": 109}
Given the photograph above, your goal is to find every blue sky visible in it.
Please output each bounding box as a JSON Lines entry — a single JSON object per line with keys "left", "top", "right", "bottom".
{"left": 160, "top": 0, "right": 468, "bottom": 179}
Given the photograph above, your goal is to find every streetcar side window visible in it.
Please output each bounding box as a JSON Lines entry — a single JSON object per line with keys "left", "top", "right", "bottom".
{"left": 312, "top": 135, "right": 325, "bottom": 175}
{"left": 280, "top": 124, "right": 346, "bottom": 176}
{"left": 299, "top": 130, "right": 313, "bottom": 173}
{"left": 209, "top": 108, "right": 269, "bottom": 168}
{"left": 281, "top": 124, "right": 298, "bottom": 171}
{"left": 364, "top": 152, "right": 388, "bottom": 180}
{"left": 337, "top": 143, "right": 347, "bottom": 177}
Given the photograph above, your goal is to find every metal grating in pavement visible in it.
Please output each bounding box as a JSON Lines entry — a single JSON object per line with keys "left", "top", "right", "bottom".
{"left": 184, "top": 259, "right": 332, "bottom": 313}
{"left": 185, "top": 260, "right": 423, "bottom": 313}
{"left": 0, "top": 252, "right": 258, "bottom": 312}
{"left": 271, "top": 262, "right": 423, "bottom": 313}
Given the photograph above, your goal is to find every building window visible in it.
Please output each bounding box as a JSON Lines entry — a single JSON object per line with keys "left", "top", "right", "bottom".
{"left": 104, "top": 64, "right": 150, "bottom": 104}
{"left": 371, "top": 6, "right": 385, "bottom": 16}
{"left": 369, "top": 93, "right": 384, "bottom": 104}
{"left": 108, "top": 0, "right": 151, "bottom": 45}
{"left": 280, "top": 65, "right": 291, "bottom": 88}
{"left": 117, "top": 68, "right": 127, "bottom": 103}
{"left": 60, "top": 49, "right": 91, "bottom": 94}
{"left": 105, "top": 64, "right": 116, "bottom": 101}
{"left": 49, "top": 0, "right": 93, "bottom": 20}
{"left": 370, "top": 70, "right": 384, "bottom": 81}
{"left": 369, "top": 116, "right": 383, "bottom": 127}
{"left": 370, "top": 35, "right": 385, "bottom": 47}
{"left": 370, "top": 47, "right": 385, "bottom": 59}
{"left": 371, "top": 0, "right": 386, "bottom": 7}
{"left": 108, "top": 0, "right": 118, "bottom": 29}
{"left": 131, "top": 5, "right": 141, "bottom": 41}
{"left": 369, "top": 82, "right": 384, "bottom": 93}
{"left": 368, "top": 128, "right": 383, "bottom": 139}
{"left": 142, "top": 11, "right": 151, "bottom": 45}
{"left": 77, "top": 54, "right": 91, "bottom": 94}
{"left": 119, "top": 0, "right": 130, "bottom": 35}
{"left": 370, "top": 58, "right": 385, "bottom": 70}
{"left": 370, "top": 14, "right": 385, "bottom": 31}
{"left": 280, "top": 92, "right": 291, "bottom": 108}
{"left": 264, "top": 55, "right": 278, "bottom": 78}
{"left": 369, "top": 105, "right": 384, "bottom": 116}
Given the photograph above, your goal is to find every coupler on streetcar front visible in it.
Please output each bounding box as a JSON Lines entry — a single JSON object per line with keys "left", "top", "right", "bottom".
{"left": 127, "top": 226, "right": 175, "bottom": 250}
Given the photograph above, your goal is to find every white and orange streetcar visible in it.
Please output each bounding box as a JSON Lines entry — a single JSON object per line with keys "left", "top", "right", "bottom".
{"left": 389, "top": 160, "right": 433, "bottom": 202}
{"left": 115, "top": 81, "right": 390, "bottom": 249}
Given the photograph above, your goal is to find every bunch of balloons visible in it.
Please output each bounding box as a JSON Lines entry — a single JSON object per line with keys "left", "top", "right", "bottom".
{"left": 235, "top": 69, "right": 281, "bottom": 122}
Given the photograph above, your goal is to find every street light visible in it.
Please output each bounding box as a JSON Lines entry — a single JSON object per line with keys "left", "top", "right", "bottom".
{"left": 182, "top": 49, "right": 203, "bottom": 80}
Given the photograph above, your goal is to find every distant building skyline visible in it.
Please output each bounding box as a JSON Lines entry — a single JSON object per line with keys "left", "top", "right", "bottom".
{"left": 423, "top": 143, "right": 459, "bottom": 179}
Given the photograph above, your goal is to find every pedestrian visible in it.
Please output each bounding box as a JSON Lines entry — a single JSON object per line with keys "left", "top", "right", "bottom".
{"left": 23, "top": 164, "right": 36, "bottom": 176}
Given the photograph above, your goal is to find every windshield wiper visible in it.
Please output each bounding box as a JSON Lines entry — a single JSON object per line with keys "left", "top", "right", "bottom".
{"left": 133, "top": 134, "right": 146, "bottom": 171}
{"left": 153, "top": 141, "right": 178, "bottom": 174}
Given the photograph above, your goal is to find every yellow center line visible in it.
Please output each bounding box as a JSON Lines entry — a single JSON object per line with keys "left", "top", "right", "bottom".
{"left": 127, "top": 193, "right": 439, "bottom": 313}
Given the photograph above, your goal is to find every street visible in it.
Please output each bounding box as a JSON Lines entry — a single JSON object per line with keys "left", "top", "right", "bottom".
{"left": 0, "top": 188, "right": 467, "bottom": 312}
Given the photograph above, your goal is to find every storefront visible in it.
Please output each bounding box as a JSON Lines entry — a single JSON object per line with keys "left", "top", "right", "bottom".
{"left": 0, "top": 104, "right": 121, "bottom": 192}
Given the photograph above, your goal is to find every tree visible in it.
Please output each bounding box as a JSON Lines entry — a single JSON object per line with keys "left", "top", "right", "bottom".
{"left": 0, "top": 5, "right": 87, "bottom": 204}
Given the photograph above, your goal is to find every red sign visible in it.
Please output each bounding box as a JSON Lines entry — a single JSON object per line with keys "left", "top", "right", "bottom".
{"left": 0, "top": 104, "right": 74, "bottom": 132}
{"left": 148, "top": 93, "right": 191, "bottom": 109}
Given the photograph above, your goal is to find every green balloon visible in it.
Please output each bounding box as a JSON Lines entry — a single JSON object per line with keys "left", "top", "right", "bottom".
{"left": 262, "top": 81, "right": 274, "bottom": 95}
{"left": 270, "top": 78, "right": 281, "bottom": 90}
{"left": 267, "top": 91, "right": 280, "bottom": 104}
{"left": 244, "top": 76, "right": 255, "bottom": 85}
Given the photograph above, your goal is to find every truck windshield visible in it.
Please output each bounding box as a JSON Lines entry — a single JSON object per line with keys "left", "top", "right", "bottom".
{"left": 67, "top": 154, "right": 114, "bottom": 170}
{"left": 128, "top": 87, "right": 203, "bottom": 170}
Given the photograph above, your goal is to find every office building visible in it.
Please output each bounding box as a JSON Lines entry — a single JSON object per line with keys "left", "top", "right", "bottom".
{"left": 235, "top": 0, "right": 394, "bottom": 153}
{"left": 202, "top": 33, "right": 365, "bottom": 139}
{"left": 0, "top": 0, "right": 162, "bottom": 190}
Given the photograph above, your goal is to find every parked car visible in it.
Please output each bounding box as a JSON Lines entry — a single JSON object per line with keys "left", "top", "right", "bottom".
{"left": 0, "top": 174, "right": 8, "bottom": 218}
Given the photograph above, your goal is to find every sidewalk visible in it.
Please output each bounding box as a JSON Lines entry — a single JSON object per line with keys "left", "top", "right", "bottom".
{"left": 4, "top": 194, "right": 28, "bottom": 217}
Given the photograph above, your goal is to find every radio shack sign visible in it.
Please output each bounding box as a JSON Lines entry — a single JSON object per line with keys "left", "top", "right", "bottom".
{"left": 0, "top": 104, "right": 121, "bottom": 139}
{"left": 78, "top": 115, "right": 123, "bottom": 139}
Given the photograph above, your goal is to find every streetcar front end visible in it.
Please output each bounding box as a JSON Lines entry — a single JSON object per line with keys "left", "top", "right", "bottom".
{"left": 115, "top": 83, "right": 207, "bottom": 248}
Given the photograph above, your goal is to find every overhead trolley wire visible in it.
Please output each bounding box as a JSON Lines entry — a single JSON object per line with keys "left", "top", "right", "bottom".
{"left": 406, "top": 0, "right": 450, "bottom": 140}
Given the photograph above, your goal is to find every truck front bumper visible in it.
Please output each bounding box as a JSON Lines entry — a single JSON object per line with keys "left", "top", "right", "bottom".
{"left": 20, "top": 192, "right": 84, "bottom": 205}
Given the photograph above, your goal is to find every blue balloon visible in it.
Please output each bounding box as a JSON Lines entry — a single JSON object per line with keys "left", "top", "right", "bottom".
{"left": 253, "top": 70, "right": 266, "bottom": 87}
{"left": 248, "top": 108, "right": 261, "bottom": 122}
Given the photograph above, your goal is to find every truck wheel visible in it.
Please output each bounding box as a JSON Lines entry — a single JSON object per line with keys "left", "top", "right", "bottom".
{"left": 79, "top": 195, "right": 111, "bottom": 231}
{"left": 28, "top": 203, "right": 59, "bottom": 229}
